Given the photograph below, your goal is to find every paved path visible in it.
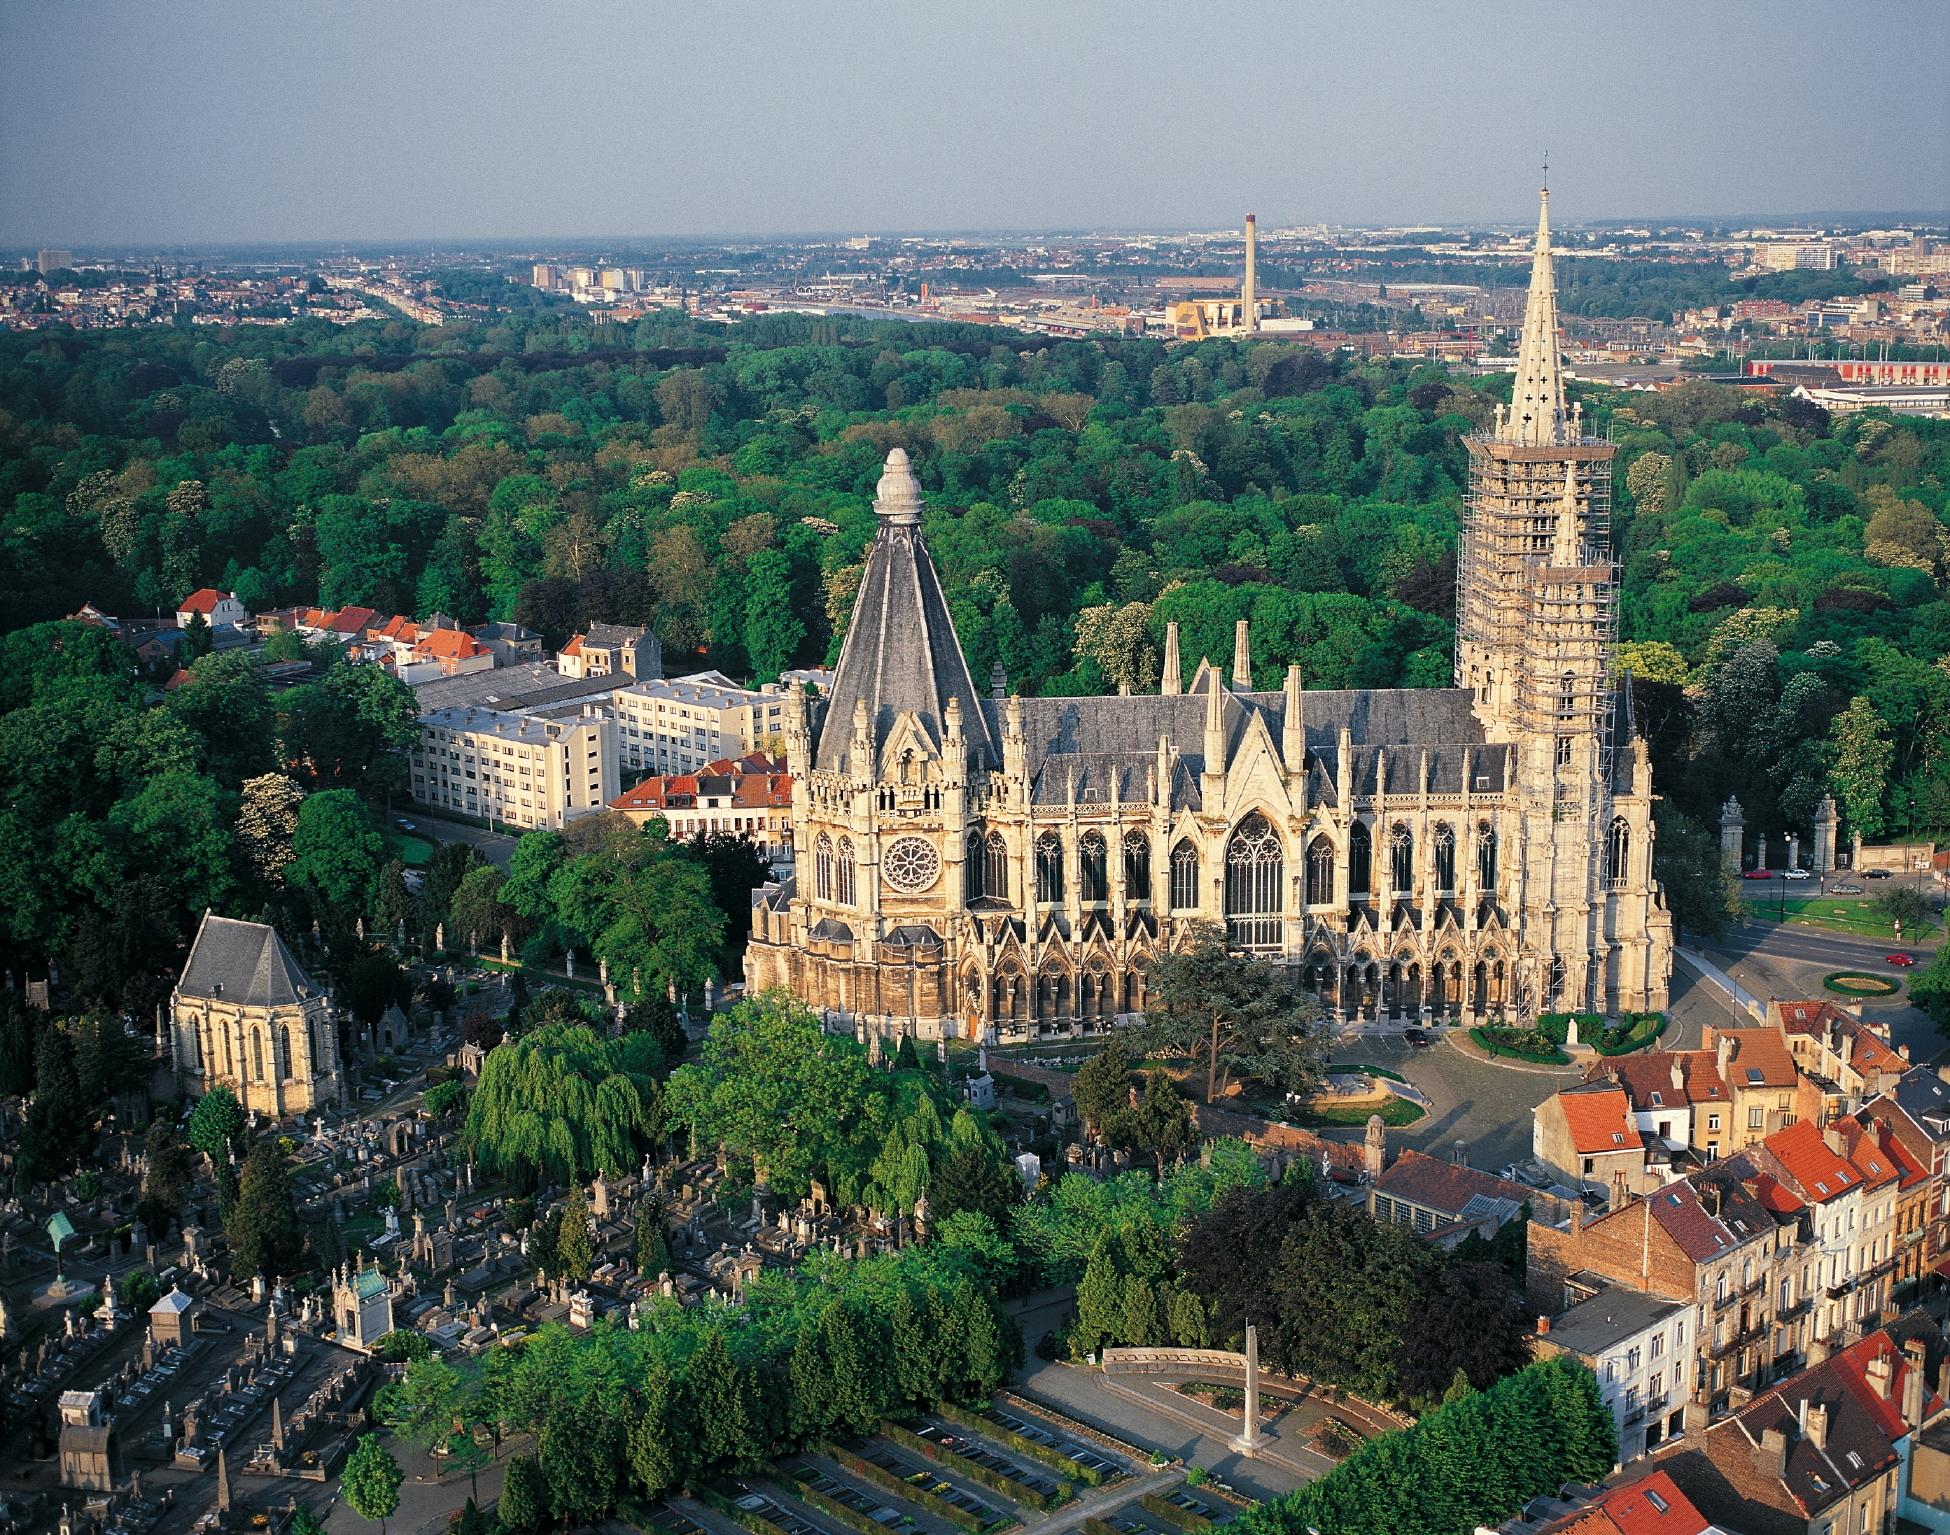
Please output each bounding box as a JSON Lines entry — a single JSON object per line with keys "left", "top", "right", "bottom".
{"left": 409, "top": 811, "right": 520, "bottom": 870}
{"left": 1014, "top": 1359, "right": 1311, "bottom": 1502}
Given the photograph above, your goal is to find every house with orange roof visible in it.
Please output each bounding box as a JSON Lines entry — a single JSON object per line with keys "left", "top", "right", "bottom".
{"left": 1534, "top": 1081, "right": 1654, "bottom": 1198}
{"left": 174, "top": 587, "right": 246, "bottom": 630}
{"left": 1702, "top": 1024, "right": 1815, "bottom": 1152}
{"left": 609, "top": 752, "right": 793, "bottom": 867}
{"left": 398, "top": 626, "right": 493, "bottom": 685}
{"left": 1499, "top": 1466, "right": 1730, "bottom": 1533}
{"left": 1770, "top": 999, "right": 1911, "bottom": 1124}
{"left": 1750, "top": 1119, "right": 1898, "bottom": 1353}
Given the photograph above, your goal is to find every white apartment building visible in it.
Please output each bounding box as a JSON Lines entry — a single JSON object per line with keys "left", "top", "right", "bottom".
{"left": 409, "top": 706, "right": 618, "bottom": 831}
{"left": 1539, "top": 1288, "right": 1692, "bottom": 1463}
{"left": 610, "top": 672, "right": 795, "bottom": 776}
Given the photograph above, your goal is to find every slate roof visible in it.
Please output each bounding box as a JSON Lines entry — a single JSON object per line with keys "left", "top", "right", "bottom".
{"left": 1544, "top": 1285, "right": 1686, "bottom": 1359}
{"left": 178, "top": 913, "right": 317, "bottom": 1008}
{"left": 1370, "top": 1148, "right": 1531, "bottom": 1218}
{"left": 1885, "top": 1065, "right": 1950, "bottom": 1144}
{"left": 815, "top": 450, "right": 997, "bottom": 774}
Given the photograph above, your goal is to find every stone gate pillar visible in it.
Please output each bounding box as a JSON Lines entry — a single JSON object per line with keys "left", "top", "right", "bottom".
{"left": 1719, "top": 797, "right": 1744, "bottom": 870}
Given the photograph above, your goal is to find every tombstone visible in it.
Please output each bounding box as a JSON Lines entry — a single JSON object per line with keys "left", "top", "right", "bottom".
{"left": 382, "top": 1206, "right": 401, "bottom": 1242}
{"left": 564, "top": 949, "right": 575, "bottom": 981}
{"left": 434, "top": 922, "right": 445, "bottom": 953}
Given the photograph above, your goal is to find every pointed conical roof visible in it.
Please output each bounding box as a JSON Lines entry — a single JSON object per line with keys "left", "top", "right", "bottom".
{"left": 815, "top": 449, "right": 996, "bottom": 773}
{"left": 1502, "top": 188, "right": 1569, "bottom": 447}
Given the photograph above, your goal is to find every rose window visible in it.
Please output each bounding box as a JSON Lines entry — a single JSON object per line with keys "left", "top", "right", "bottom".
{"left": 882, "top": 836, "right": 940, "bottom": 893}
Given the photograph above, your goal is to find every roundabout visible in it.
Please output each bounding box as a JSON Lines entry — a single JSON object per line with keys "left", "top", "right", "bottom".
{"left": 1821, "top": 970, "right": 1903, "bottom": 998}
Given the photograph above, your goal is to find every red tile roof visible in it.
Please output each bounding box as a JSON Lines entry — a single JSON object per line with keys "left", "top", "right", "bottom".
{"left": 1558, "top": 1084, "right": 1637, "bottom": 1155}
{"left": 1592, "top": 1469, "right": 1713, "bottom": 1535}
{"left": 1369, "top": 1149, "right": 1530, "bottom": 1218}
{"left": 178, "top": 587, "right": 226, "bottom": 614}
{"left": 1763, "top": 1120, "right": 1860, "bottom": 1204}
{"left": 1713, "top": 1026, "right": 1799, "bottom": 1089}
{"left": 417, "top": 628, "right": 487, "bottom": 661}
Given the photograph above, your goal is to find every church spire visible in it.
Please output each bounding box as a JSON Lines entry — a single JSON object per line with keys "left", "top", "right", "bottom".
{"left": 1550, "top": 460, "right": 1583, "bottom": 566}
{"left": 814, "top": 448, "right": 996, "bottom": 774}
{"left": 1503, "top": 186, "right": 1568, "bottom": 447}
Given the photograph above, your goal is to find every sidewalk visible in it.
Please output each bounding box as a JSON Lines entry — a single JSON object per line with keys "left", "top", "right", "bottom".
{"left": 1675, "top": 948, "right": 1768, "bottom": 1025}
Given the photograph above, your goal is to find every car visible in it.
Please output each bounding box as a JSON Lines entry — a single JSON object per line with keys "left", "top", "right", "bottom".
{"left": 1782, "top": 868, "right": 1813, "bottom": 881}
{"left": 1886, "top": 953, "right": 1917, "bottom": 968}
{"left": 1402, "top": 1027, "right": 1433, "bottom": 1048}
{"left": 396, "top": 818, "right": 417, "bottom": 831}
{"left": 1865, "top": 869, "right": 1894, "bottom": 880}
{"left": 1743, "top": 869, "right": 1774, "bottom": 880}
{"left": 1830, "top": 883, "right": 1865, "bottom": 894}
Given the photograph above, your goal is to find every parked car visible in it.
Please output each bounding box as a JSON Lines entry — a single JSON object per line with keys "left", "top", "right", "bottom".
{"left": 1830, "top": 883, "right": 1865, "bottom": 894}
{"left": 1886, "top": 953, "right": 1917, "bottom": 968}
{"left": 1402, "top": 1027, "right": 1432, "bottom": 1048}
{"left": 397, "top": 818, "right": 417, "bottom": 831}
{"left": 1783, "top": 868, "right": 1812, "bottom": 881}
{"left": 1743, "top": 869, "right": 1774, "bottom": 880}
{"left": 1865, "top": 869, "right": 1894, "bottom": 880}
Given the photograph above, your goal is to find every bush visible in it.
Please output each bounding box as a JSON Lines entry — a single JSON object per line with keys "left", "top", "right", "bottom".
{"left": 1591, "top": 1012, "right": 1666, "bottom": 1055}
{"left": 1469, "top": 1026, "right": 1570, "bottom": 1065}
{"left": 1140, "top": 1494, "right": 1214, "bottom": 1532}
{"left": 692, "top": 1484, "right": 790, "bottom": 1535}
{"left": 880, "top": 1421, "right": 1056, "bottom": 1511}
{"left": 823, "top": 1444, "right": 984, "bottom": 1533}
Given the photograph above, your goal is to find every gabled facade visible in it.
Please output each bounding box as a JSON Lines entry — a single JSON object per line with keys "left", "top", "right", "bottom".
{"left": 170, "top": 912, "right": 341, "bottom": 1116}
{"left": 744, "top": 188, "right": 1672, "bottom": 1039}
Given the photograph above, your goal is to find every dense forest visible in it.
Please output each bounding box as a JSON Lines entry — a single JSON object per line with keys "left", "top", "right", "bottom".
{"left": 1, "top": 307, "right": 1946, "bottom": 986}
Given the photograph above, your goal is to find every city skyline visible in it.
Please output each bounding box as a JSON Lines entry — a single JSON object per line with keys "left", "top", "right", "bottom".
{"left": 4, "top": 0, "right": 1947, "bottom": 246}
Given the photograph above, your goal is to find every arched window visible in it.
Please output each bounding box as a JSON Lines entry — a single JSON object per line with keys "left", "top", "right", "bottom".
{"left": 1170, "top": 839, "right": 1199, "bottom": 910}
{"left": 1079, "top": 831, "right": 1108, "bottom": 904}
{"left": 815, "top": 833, "right": 834, "bottom": 902}
{"left": 1433, "top": 823, "right": 1456, "bottom": 893}
{"left": 965, "top": 830, "right": 987, "bottom": 902}
{"left": 1558, "top": 671, "right": 1578, "bottom": 720}
{"left": 1389, "top": 824, "right": 1414, "bottom": 895}
{"left": 1225, "top": 813, "right": 1284, "bottom": 950}
{"left": 836, "top": 837, "right": 856, "bottom": 906}
{"left": 1477, "top": 821, "right": 1499, "bottom": 891}
{"left": 1035, "top": 831, "right": 1064, "bottom": 905}
{"left": 985, "top": 833, "right": 1008, "bottom": 904}
{"left": 1123, "top": 831, "right": 1151, "bottom": 904}
{"left": 1606, "top": 816, "right": 1631, "bottom": 889}
{"left": 1548, "top": 953, "right": 1567, "bottom": 1006}
{"left": 280, "top": 1023, "right": 297, "bottom": 1080}
{"left": 251, "top": 1028, "right": 265, "bottom": 1082}
{"left": 1349, "top": 821, "right": 1372, "bottom": 895}
{"left": 1306, "top": 835, "right": 1335, "bottom": 907}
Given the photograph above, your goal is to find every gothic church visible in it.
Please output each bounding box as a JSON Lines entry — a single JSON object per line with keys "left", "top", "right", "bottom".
{"left": 745, "top": 189, "right": 1674, "bottom": 1038}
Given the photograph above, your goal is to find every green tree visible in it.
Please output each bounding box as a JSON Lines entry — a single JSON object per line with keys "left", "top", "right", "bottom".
{"left": 1074, "top": 1234, "right": 1124, "bottom": 1356}
{"left": 1136, "top": 922, "right": 1329, "bottom": 1103}
{"left": 22, "top": 1024, "right": 89, "bottom": 1181}
{"left": 1071, "top": 1041, "right": 1134, "bottom": 1143}
{"left": 287, "top": 789, "right": 386, "bottom": 917}
{"left": 1122, "top": 1070, "right": 1197, "bottom": 1175}
{"left": 687, "top": 1330, "right": 760, "bottom": 1471}
{"left": 743, "top": 547, "right": 805, "bottom": 683}
{"left": 464, "top": 1023, "right": 663, "bottom": 1188}
{"left": 186, "top": 1084, "right": 247, "bottom": 1160}
{"left": 1830, "top": 695, "right": 1896, "bottom": 843}
{"left": 342, "top": 1434, "right": 403, "bottom": 1535}
{"left": 554, "top": 1187, "right": 595, "bottom": 1285}
{"left": 140, "top": 1121, "right": 195, "bottom": 1231}
{"left": 226, "top": 1139, "right": 306, "bottom": 1281}
{"left": 497, "top": 1454, "right": 547, "bottom": 1535}
{"left": 625, "top": 1363, "right": 690, "bottom": 1495}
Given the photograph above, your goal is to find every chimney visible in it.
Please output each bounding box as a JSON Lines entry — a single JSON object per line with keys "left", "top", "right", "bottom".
{"left": 1866, "top": 1350, "right": 1894, "bottom": 1401}
{"left": 1717, "top": 1033, "right": 1733, "bottom": 1077}
{"left": 1671, "top": 1055, "right": 1685, "bottom": 1093}
{"left": 1243, "top": 213, "right": 1259, "bottom": 334}
{"left": 1823, "top": 1124, "right": 1848, "bottom": 1157}
{"left": 1757, "top": 1425, "right": 1789, "bottom": 1481}
{"left": 1901, "top": 1339, "right": 1927, "bottom": 1426}
{"left": 1804, "top": 1402, "right": 1829, "bottom": 1452}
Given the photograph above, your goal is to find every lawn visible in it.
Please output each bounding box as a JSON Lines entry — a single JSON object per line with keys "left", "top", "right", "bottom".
{"left": 1744, "top": 896, "right": 1940, "bottom": 941}
{"left": 388, "top": 831, "right": 435, "bottom": 867}
{"left": 1294, "top": 1096, "right": 1425, "bottom": 1130}
{"left": 1329, "top": 1062, "right": 1409, "bottom": 1083}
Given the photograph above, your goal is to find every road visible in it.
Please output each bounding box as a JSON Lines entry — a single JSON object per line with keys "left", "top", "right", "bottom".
{"left": 407, "top": 811, "right": 520, "bottom": 870}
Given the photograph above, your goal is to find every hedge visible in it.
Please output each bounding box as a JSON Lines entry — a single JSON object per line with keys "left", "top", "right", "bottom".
{"left": 1823, "top": 971, "right": 1902, "bottom": 997}
{"left": 822, "top": 1444, "right": 986, "bottom": 1533}
{"left": 880, "top": 1422, "right": 1058, "bottom": 1511}
{"left": 1082, "top": 1519, "right": 1119, "bottom": 1535}
{"left": 1140, "top": 1494, "right": 1214, "bottom": 1533}
{"left": 782, "top": 1468, "right": 907, "bottom": 1535}
{"left": 1589, "top": 1012, "right": 1667, "bottom": 1055}
{"left": 933, "top": 1401, "right": 1103, "bottom": 1487}
{"left": 691, "top": 1484, "right": 791, "bottom": 1535}
{"left": 1469, "top": 1026, "right": 1570, "bottom": 1065}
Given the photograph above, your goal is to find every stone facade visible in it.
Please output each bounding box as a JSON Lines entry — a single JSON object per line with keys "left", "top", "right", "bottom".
{"left": 170, "top": 912, "right": 342, "bottom": 1116}
{"left": 745, "top": 189, "right": 1673, "bottom": 1038}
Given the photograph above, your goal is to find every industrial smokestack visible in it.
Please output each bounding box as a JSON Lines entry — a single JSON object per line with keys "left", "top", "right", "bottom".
{"left": 1243, "top": 213, "right": 1259, "bottom": 333}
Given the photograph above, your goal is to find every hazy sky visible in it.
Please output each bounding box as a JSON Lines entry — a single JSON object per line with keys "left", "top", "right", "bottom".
{"left": 5, "top": 0, "right": 1947, "bottom": 246}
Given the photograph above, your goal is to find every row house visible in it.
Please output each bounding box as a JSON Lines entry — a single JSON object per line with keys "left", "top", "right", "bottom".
{"left": 1862, "top": 1067, "right": 1950, "bottom": 1306}
{"left": 1772, "top": 999, "right": 1910, "bottom": 1124}
{"left": 1651, "top": 1318, "right": 1950, "bottom": 1535}
{"left": 1703, "top": 1025, "right": 1811, "bottom": 1154}
{"left": 609, "top": 752, "right": 794, "bottom": 868}
{"left": 1533, "top": 1287, "right": 1694, "bottom": 1463}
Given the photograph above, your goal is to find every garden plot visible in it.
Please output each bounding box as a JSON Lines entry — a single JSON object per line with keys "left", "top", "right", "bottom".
{"left": 909, "top": 1421, "right": 1066, "bottom": 1502}
{"left": 781, "top": 1461, "right": 918, "bottom": 1532}
{"left": 712, "top": 1480, "right": 850, "bottom": 1535}
{"left": 842, "top": 1440, "right": 1014, "bottom": 1530}
{"left": 981, "top": 1402, "right": 1129, "bottom": 1481}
